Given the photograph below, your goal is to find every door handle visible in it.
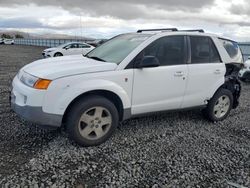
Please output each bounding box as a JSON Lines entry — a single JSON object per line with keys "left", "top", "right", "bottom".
{"left": 174, "top": 71, "right": 184, "bottom": 77}
{"left": 214, "top": 69, "right": 221, "bottom": 74}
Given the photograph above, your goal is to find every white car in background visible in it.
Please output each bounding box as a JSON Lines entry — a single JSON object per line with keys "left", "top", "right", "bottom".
{"left": 3, "top": 39, "right": 14, "bottom": 45}
{"left": 239, "top": 57, "right": 250, "bottom": 81}
{"left": 42, "top": 42, "right": 95, "bottom": 58}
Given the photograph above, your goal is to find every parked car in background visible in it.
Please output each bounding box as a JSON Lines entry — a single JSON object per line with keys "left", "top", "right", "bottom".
{"left": 239, "top": 57, "right": 250, "bottom": 81}
{"left": 0, "top": 38, "right": 4, "bottom": 44}
{"left": 0, "top": 39, "right": 14, "bottom": 45}
{"left": 42, "top": 42, "right": 95, "bottom": 58}
{"left": 11, "top": 28, "right": 243, "bottom": 146}
{"left": 3, "top": 39, "right": 14, "bottom": 45}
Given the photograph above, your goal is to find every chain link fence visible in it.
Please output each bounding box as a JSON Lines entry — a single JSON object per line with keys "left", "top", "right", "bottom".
{"left": 14, "top": 38, "right": 94, "bottom": 47}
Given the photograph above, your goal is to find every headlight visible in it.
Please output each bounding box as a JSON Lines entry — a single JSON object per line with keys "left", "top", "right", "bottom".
{"left": 20, "top": 72, "right": 39, "bottom": 88}
{"left": 20, "top": 72, "right": 52, "bottom": 90}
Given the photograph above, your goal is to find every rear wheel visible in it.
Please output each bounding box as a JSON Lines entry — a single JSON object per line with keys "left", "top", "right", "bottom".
{"left": 66, "top": 95, "right": 119, "bottom": 146}
{"left": 54, "top": 52, "right": 63, "bottom": 57}
{"left": 203, "top": 88, "right": 233, "bottom": 122}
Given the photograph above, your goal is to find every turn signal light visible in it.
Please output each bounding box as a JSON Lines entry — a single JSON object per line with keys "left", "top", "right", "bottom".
{"left": 34, "top": 79, "right": 52, "bottom": 90}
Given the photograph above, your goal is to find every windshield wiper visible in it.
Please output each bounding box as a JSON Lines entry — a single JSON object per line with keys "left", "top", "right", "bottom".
{"left": 87, "top": 56, "right": 106, "bottom": 62}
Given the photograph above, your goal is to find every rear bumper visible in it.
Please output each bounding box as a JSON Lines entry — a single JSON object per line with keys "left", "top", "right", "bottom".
{"left": 11, "top": 102, "right": 62, "bottom": 128}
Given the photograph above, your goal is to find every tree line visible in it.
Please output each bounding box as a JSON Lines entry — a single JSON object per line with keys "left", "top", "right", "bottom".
{"left": 1, "top": 34, "right": 24, "bottom": 39}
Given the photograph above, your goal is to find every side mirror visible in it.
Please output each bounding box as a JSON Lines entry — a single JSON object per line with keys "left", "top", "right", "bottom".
{"left": 137, "top": 56, "right": 160, "bottom": 68}
{"left": 64, "top": 46, "right": 70, "bottom": 50}
{"left": 248, "top": 56, "right": 250, "bottom": 60}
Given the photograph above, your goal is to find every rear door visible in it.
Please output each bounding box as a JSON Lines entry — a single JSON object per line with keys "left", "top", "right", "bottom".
{"left": 132, "top": 35, "right": 188, "bottom": 115}
{"left": 182, "top": 36, "right": 225, "bottom": 108}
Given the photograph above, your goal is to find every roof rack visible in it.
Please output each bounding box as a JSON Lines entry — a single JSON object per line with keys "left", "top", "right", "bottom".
{"left": 137, "top": 28, "right": 205, "bottom": 33}
{"left": 137, "top": 28, "right": 178, "bottom": 33}
{"left": 178, "top": 29, "right": 205, "bottom": 33}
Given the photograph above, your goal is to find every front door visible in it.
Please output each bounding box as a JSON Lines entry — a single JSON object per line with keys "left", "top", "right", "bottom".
{"left": 132, "top": 35, "right": 188, "bottom": 115}
{"left": 63, "top": 43, "right": 79, "bottom": 55}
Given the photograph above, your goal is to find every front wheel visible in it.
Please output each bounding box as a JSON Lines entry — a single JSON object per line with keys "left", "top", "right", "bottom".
{"left": 66, "top": 95, "right": 119, "bottom": 146}
{"left": 203, "top": 88, "right": 233, "bottom": 122}
{"left": 54, "top": 52, "right": 63, "bottom": 57}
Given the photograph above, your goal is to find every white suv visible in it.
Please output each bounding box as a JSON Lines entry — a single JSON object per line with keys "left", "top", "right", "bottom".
{"left": 42, "top": 42, "right": 95, "bottom": 58}
{"left": 11, "top": 29, "right": 243, "bottom": 146}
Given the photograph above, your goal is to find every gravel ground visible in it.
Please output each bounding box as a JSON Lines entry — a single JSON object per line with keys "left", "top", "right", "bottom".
{"left": 0, "top": 45, "right": 249, "bottom": 187}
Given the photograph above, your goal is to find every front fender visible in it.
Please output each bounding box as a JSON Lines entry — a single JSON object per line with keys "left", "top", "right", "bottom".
{"left": 42, "top": 77, "right": 132, "bottom": 115}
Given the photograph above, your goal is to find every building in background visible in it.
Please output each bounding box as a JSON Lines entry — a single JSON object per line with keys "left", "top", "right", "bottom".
{"left": 239, "top": 42, "right": 250, "bottom": 62}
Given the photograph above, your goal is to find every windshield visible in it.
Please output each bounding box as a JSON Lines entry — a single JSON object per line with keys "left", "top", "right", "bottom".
{"left": 86, "top": 34, "right": 152, "bottom": 64}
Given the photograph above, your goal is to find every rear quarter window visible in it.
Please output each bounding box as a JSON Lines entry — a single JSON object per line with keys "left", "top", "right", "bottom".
{"left": 219, "top": 39, "right": 241, "bottom": 59}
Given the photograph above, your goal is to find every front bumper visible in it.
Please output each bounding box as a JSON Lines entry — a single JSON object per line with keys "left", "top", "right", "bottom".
{"left": 11, "top": 100, "right": 62, "bottom": 128}
{"left": 42, "top": 52, "right": 51, "bottom": 58}
{"left": 10, "top": 76, "right": 62, "bottom": 128}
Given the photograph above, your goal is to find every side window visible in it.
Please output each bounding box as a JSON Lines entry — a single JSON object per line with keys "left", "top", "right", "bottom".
{"left": 220, "top": 39, "right": 240, "bottom": 58}
{"left": 68, "top": 44, "right": 78, "bottom": 48}
{"left": 210, "top": 39, "right": 221, "bottom": 62}
{"left": 142, "top": 36, "right": 185, "bottom": 66}
{"left": 190, "top": 36, "right": 221, "bottom": 64}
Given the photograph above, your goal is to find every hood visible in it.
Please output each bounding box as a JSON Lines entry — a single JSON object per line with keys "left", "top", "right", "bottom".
{"left": 22, "top": 55, "right": 117, "bottom": 80}
{"left": 44, "top": 47, "right": 57, "bottom": 52}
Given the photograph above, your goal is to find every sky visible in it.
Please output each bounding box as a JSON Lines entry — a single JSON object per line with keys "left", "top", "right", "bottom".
{"left": 0, "top": 0, "right": 250, "bottom": 41}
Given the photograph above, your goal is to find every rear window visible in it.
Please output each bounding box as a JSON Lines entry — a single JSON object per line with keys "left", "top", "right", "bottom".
{"left": 220, "top": 39, "right": 240, "bottom": 59}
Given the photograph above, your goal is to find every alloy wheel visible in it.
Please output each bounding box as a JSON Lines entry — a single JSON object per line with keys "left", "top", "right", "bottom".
{"left": 78, "top": 106, "right": 112, "bottom": 140}
{"left": 213, "top": 95, "right": 230, "bottom": 118}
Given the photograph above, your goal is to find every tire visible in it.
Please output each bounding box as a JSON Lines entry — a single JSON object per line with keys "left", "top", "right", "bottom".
{"left": 54, "top": 52, "right": 63, "bottom": 57}
{"left": 66, "top": 95, "right": 119, "bottom": 146}
{"left": 203, "top": 88, "right": 233, "bottom": 122}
